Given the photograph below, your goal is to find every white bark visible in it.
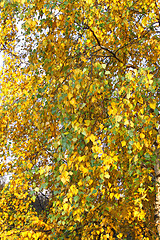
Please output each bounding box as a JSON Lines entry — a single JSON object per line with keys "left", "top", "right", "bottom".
{"left": 155, "top": 144, "right": 160, "bottom": 236}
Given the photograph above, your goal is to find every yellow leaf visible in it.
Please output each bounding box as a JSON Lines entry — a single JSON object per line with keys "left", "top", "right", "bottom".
{"left": 39, "top": 167, "right": 45, "bottom": 175}
{"left": 86, "top": 0, "right": 92, "bottom": 4}
{"left": 60, "top": 171, "right": 70, "bottom": 184}
{"left": 68, "top": 92, "right": 73, "bottom": 100}
{"left": 34, "top": 187, "right": 39, "bottom": 192}
{"left": 63, "top": 203, "right": 69, "bottom": 211}
{"left": 149, "top": 102, "right": 156, "bottom": 110}
{"left": 78, "top": 155, "right": 86, "bottom": 162}
{"left": 78, "top": 179, "right": 83, "bottom": 186}
{"left": 63, "top": 85, "right": 68, "bottom": 91}
{"left": 124, "top": 119, "right": 129, "bottom": 125}
{"left": 115, "top": 193, "right": 120, "bottom": 200}
{"left": 135, "top": 141, "right": 142, "bottom": 150}
{"left": 140, "top": 133, "right": 145, "bottom": 139}
{"left": 117, "top": 233, "right": 123, "bottom": 238}
{"left": 115, "top": 115, "right": 122, "bottom": 122}
{"left": 147, "top": 73, "right": 153, "bottom": 84}
{"left": 91, "top": 96, "right": 96, "bottom": 103}
{"left": 28, "top": 231, "right": 33, "bottom": 238}
{"left": 134, "top": 210, "right": 139, "bottom": 217}
{"left": 85, "top": 120, "right": 90, "bottom": 126}
{"left": 141, "top": 16, "right": 148, "bottom": 26}
{"left": 21, "top": 232, "right": 27, "bottom": 237}
{"left": 103, "top": 234, "right": 110, "bottom": 239}
{"left": 0, "top": 1, "right": 4, "bottom": 7}
{"left": 108, "top": 106, "right": 112, "bottom": 115}
{"left": 59, "top": 78, "right": 64, "bottom": 83}
{"left": 126, "top": 91, "right": 131, "bottom": 99}
{"left": 110, "top": 192, "right": 114, "bottom": 199}
{"left": 130, "top": 121, "right": 134, "bottom": 128}
{"left": 121, "top": 141, "right": 126, "bottom": 147}
{"left": 91, "top": 134, "right": 96, "bottom": 142}
{"left": 79, "top": 164, "right": 88, "bottom": 175}
{"left": 140, "top": 108, "right": 144, "bottom": 114}
{"left": 70, "top": 98, "right": 76, "bottom": 105}
{"left": 59, "top": 164, "right": 66, "bottom": 173}
{"left": 104, "top": 172, "right": 110, "bottom": 179}
{"left": 70, "top": 185, "right": 78, "bottom": 195}
{"left": 105, "top": 71, "right": 110, "bottom": 75}
{"left": 63, "top": 197, "right": 68, "bottom": 203}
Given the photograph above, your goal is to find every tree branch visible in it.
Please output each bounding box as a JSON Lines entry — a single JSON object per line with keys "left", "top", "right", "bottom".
{"left": 84, "top": 24, "right": 123, "bottom": 63}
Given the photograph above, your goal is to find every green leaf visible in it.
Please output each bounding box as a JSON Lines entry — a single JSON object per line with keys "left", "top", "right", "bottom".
{"left": 92, "top": 189, "right": 97, "bottom": 194}
{"left": 74, "top": 196, "right": 79, "bottom": 202}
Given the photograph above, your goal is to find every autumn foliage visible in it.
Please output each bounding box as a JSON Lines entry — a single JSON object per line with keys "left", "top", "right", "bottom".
{"left": 0, "top": 0, "right": 159, "bottom": 239}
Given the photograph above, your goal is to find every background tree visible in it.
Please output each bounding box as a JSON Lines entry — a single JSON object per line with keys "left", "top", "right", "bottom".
{"left": 0, "top": 0, "right": 159, "bottom": 239}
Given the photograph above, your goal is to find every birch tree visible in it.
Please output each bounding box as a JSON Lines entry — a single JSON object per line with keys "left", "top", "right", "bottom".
{"left": 0, "top": 0, "right": 159, "bottom": 239}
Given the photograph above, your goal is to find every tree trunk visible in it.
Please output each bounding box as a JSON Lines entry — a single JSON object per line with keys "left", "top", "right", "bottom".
{"left": 155, "top": 136, "right": 160, "bottom": 237}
